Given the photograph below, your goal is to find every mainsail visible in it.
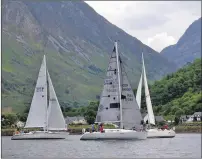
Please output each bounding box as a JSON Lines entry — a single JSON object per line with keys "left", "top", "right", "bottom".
{"left": 25, "top": 55, "right": 48, "bottom": 129}
{"left": 95, "top": 42, "right": 143, "bottom": 130}
{"left": 95, "top": 46, "right": 120, "bottom": 124}
{"left": 47, "top": 71, "right": 66, "bottom": 130}
{"left": 142, "top": 53, "right": 155, "bottom": 125}
{"left": 25, "top": 55, "right": 66, "bottom": 130}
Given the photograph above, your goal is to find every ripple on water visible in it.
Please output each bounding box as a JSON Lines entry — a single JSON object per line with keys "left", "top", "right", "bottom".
{"left": 2, "top": 134, "right": 201, "bottom": 158}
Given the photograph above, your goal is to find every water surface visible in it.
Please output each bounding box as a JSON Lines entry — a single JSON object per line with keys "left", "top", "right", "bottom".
{"left": 2, "top": 133, "right": 201, "bottom": 158}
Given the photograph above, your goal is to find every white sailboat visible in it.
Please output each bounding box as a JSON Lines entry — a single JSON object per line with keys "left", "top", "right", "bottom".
{"left": 136, "top": 53, "right": 175, "bottom": 138}
{"left": 11, "top": 55, "right": 67, "bottom": 140}
{"left": 80, "top": 42, "right": 147, "bottom": 140}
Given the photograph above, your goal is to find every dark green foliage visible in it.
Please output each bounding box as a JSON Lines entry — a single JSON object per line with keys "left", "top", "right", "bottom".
{"left": 174, "top": 116, "right": 180, "bottom": 125}
{"left": 1, "top": 113, "right": 17, "bottom": 128}
{"left": 84, "top": 109, "right": 96, "bottom": 124}
{"left": 134, "top": 59, "right": 201, "bottom": 118}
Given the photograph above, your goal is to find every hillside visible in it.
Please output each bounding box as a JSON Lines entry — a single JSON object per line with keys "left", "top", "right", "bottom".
{"left": 2, "top": 1, "right": 176, "bottom": 112}
{"left": 137, "top": 58, "right": 201, "bottom": 118}
{"left": 161, "top": 17, "right": 201, "bottom": 68}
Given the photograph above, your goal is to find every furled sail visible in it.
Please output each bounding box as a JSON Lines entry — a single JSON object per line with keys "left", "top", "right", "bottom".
{"left": 25, "top": 55, "right": 48, "bottom": 129}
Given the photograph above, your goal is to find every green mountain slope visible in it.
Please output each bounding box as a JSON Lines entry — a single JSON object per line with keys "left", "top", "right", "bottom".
{"left": 138, "top": 59, "right": 201, "bottom": 117}
{"left": 2, "top": 1, "right": 177, "bottom": 112}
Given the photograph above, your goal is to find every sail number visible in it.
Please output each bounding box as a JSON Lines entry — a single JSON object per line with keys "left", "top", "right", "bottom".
{"left": 122, "top": 84, "right": 128, "bottom": 87}
{"left": 122, "top": 88, "right": 131, "bottom": 91}
{"left": 36, "top": 87, "right": 44, "bottom": 92}
{"left": 125, "top": 98, "right": 133, "bottom": 101}
{"left": 106, "top": 88, "right": 117, "bottom": 92}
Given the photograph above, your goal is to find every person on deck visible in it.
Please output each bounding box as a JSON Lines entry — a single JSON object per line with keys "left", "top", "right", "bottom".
{"left": 91, "top": 124, "right": 95, "bottom": 132}
{"left": 164, "top": 124, "right": 168, "bottom": 130}
{"left": 100, "top": 123, "right": 104, "bottom": 133}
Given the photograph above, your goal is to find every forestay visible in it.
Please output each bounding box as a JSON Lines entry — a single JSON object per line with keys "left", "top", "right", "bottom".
{"left": 25, "top": 55, "right": 48, "bottom": 129}
{"left": 47, "top": 71, "right": 66, "bottom": 130}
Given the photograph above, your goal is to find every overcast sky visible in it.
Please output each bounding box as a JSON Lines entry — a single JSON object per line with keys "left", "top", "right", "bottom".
{"left": 85, "top": 1, "right": 201, "bottom": 52}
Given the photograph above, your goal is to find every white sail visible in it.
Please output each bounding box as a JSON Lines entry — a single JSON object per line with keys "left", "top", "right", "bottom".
{"left": 120, "top": 59, "right": 143, "bottom": 130}
{"left": 95, "top": 46, "right": 120, "bottom": 124}
{"left": 25, "top": 55, "right": 48, "bottom": 128}
{"left": 136, "top": 69, "right": 143, "bottom": 109}
{"left": 95, "top": 42, "right": 143, "bottom": 130}
{"left": 47, "top": 71, "right": 66, "bottom": 130}
{"left": 142, "top": 53, "right": 155, "bottom": 125}
{"left": 143, "top": 114, "right": 149, "bottom": 123}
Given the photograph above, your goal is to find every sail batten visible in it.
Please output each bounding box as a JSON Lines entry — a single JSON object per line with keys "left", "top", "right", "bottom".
{"left": 25, "top": 55, "right": 48, "bottom": 128}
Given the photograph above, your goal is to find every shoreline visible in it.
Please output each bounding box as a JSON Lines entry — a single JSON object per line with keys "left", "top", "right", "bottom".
{"left": 2, "top": 127, "right": 201, "bottom": 136}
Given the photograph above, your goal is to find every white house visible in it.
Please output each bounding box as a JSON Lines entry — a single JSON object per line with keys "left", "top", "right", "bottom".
{"left": 186, "top": 112, "right": 202, "bottom": 123}
{"left": 16, "top": 121, "right": 25, "bottom": 128}
{"left": 65, "top": 116, "right": 87, "bottom": 125}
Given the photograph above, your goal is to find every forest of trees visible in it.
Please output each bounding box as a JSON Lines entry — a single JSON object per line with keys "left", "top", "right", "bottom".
{"left": 136, "top": 58, "right": 201, "bottom": 120}
{"left": 2, "top": 59, "right": 201, "bottom": 126}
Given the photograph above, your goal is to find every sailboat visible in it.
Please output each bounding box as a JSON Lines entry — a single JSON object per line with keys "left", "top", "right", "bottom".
{"left": 80, "top": 42, "right": 147, "bottom": 140}
{"left": 136, "top": 53, "right": 175, "bottom": 138}
{"left": 11, "top": 55, "right": 67, "bottom": 140}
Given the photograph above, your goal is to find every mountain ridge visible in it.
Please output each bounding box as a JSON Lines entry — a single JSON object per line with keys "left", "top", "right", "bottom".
{"left": 2, "top": 1, "right": 177, "bottom": 112}
{"left": 161, "top": 17, "right": 201, "bottom": 68}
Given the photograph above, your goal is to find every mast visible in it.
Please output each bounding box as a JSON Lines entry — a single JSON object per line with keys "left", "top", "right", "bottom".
{"left": 44, "top": 54, "right": 48, "bottom": 132}
{"left": 142, "top": 52, "right": 150, "bottom": 127}
{"left": 115, "top": 41, "right": 123, "bottom": 129}
{"left": 142, "top": 52, "right": 155, "bottom": 127}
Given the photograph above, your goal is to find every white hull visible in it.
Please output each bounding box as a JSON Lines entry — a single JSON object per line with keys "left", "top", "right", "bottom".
{"left": 11, "top": 131, "right": 68, "bottom": 140}
{"left": 80, "top": 129, "right": 147, "bottom": 140}
{"left": 147, "top": 128, "right": 175, "bottom": 138}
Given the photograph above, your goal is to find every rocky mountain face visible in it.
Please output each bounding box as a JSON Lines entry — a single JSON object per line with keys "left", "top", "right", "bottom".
{"left": 2, "top": 1, "right": 176, "bottom": 112}
{"left": 161, "top": 17, "right": 201, "bottom": 68}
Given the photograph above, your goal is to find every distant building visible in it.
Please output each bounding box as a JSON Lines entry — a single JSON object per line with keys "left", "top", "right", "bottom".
{"left": 180, "top": 115, "right": 192, "bottom": 123}
{"left": 155, "top": 116, "right": 165, "bottom": 122}
{"left": 65, "top": 116, "right": 87, "bottom": 125}
{"left": 186, "top": 112, "right": 202, "bottom": 122}
{"left": 142, "top": 113, "right": 165, "bottom": 123}
{"left": 16, "top": 121, "right": 25, "bottom": 128}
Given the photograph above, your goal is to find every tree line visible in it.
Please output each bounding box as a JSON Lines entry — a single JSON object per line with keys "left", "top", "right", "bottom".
{"left": 2, "top": 59, "right": 201, "bottom": 127}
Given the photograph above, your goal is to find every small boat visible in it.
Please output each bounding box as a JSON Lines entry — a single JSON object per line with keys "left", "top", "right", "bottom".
{"left": 12, "top": 55, "right": 67, "bottom": 140}
{"left": 136, "top": 53, "right": 175, "bottom": 138}
{"left": 80, "top": 41, "right": 147, "bottom": 140}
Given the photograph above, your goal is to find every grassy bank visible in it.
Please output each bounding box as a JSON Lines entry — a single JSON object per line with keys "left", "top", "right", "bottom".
{"left": 1, "top": 124, "right": 116, "bottom": 136}
{"left": 175, "top": 122, "right": 201, "bottom": 133}
{"left": 2, "top": 123, "right": 201, "bottom": 136}
{"left": 67, "top": 124, "right": 116, "bottom": 134}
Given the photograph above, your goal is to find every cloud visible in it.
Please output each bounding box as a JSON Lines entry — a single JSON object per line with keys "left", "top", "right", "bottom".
{"left": 147, "top": 32, "right": 176, "bottom": 52}
{"left": 85, "top": 1, "right": 201, "bottom": 51}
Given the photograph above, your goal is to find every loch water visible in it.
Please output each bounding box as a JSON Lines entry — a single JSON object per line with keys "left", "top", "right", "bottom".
{"left": 2, "top": 133, "right": 201, "bottom": 158}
